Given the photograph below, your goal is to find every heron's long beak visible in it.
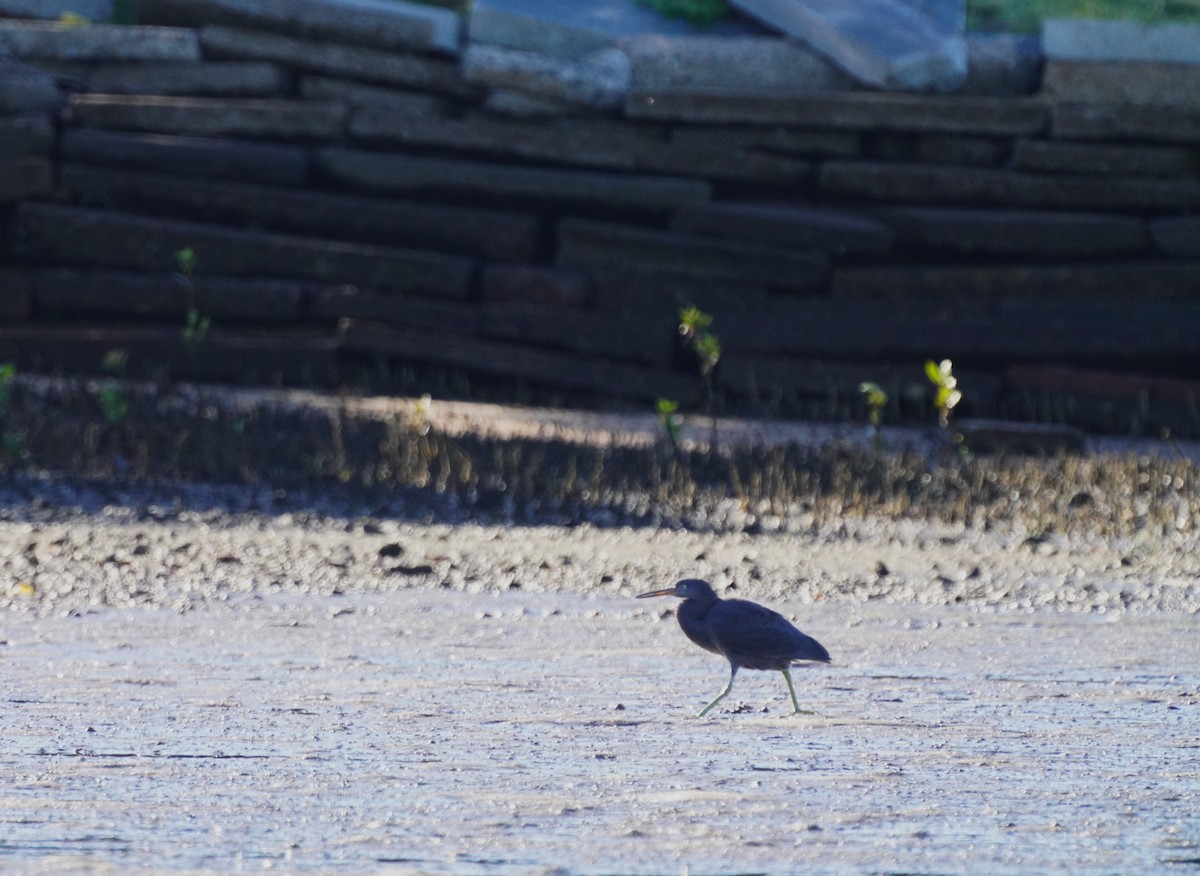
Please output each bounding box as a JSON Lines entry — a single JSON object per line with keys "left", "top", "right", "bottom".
{"left": 636, "top": 587, "right": 678, "bottom": 599}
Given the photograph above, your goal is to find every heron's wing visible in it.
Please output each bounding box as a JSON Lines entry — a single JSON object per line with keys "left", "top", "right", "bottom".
{"left": 709, "top": 599, "right": 830, "bottom": 664}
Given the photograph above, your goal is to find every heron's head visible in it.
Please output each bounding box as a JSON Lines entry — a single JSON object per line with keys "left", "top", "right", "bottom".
{"left": 636, "top": 578, "right": 717, "bottom": 601}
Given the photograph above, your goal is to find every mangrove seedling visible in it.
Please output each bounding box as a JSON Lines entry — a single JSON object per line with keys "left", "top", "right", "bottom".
{"left": 657, "top": 397, "right": 683, "bottom": 453}
{"left": 859, "top": 381, "right": 889, "bottom": 430}
{"left": 175, "top": 246, "right": 211, "bottom": 354}
{"left": 925, "top": 358, "right": 962, "bottom": 428}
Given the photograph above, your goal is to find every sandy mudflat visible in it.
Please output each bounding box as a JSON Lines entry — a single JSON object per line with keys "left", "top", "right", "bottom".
{"left": 1, "top": 475, "right": 1198, "bottom": 873}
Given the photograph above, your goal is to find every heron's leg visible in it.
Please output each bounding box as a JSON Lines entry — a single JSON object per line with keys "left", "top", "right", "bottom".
{"left": 782, "top": 668, "right": 813, "bottom": 715}
{"left": 698, "top": 666, "right": 738, "bottom": 717}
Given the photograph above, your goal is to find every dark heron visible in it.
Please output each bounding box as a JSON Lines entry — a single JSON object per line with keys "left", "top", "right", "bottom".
{"left": 638, "top": 578, "right": 830, "bottom": 716}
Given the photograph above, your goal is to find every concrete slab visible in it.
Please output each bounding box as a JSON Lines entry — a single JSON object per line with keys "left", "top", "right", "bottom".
{"left": 557, "top": 218, "right": 830, "bottom": 290}
{"left": 877, "top": 206, "right": 1149, "bottom": 258}
{"left": 0, "top": 112, "right": 53, "bottom": 159}
{"left": 624, "top": 34, "right": 856, "bottom": 91}
{"left": 78, "top": 62, "right": 289, "bottom": 97}
{"left": 1053, "top": 103, "right": 1200, "bottom": 145}
{"left": 0, "top": 0, "right": 113, "bottom": 19}
{"left": 960, "top": 33, "right": 1041, "bottom": 95}
{"left": 200, "top": 25, "right": 479, "bottom": 99}
{"left": 1043, "top": 60, "right": 1200, "bottom": 109}
{"left": 1012, "top": 139, "right": 1200, "bottom": 178}
{"left": 61, "top": 129, "right": 310, "bottom": 186}
{"left": 628, "top": 90, "right": 1048, "bottom": 137}
{"left": 671, "top": 202, "right": 895, "bottom": 256}
{"left": 317, "top": 146, "right": 713, "bottom": 213}
{"left": 729, "top": 0, "right": 967, "bottom": 91}
{"left": 1151, "top": 216, "right": 1200, "bottom": 258}
{"left": 469, "top": 0, "right": 767, "bottom": 59}
{"left": 1043, "top": 18, "right": 1200, "bottom": 65}
{"left": 0, "top": 71, "right": 64, "bottom": 113}
{"left": 0, "top": 20, "right": 200, "bottom": 63}
{"left": 139, "top": 0, "right": 461, "bottom": 56}
{"left": 10, "top": 202, "right": 477, "bottom": 297}
{"left": 67, "top": 93, "right": 349, "bottom": 140}
{"left": 462, "top": 43, "right": 630, "bottom": 109}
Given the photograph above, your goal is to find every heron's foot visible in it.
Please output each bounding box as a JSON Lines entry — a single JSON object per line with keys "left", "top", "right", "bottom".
{"left": 790, "top": 707, "right": 816, "bottom": 716}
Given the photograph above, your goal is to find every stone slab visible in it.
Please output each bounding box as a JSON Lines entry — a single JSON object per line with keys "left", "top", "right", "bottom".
{"left": 729, "top": 0, "right": 967, "bottom": 92}
{"left": 0, "top": 269, "right": 33, "bottom": 321}
{"left": 818, "top": 160, "right": 1200, "bottom": 210}
{"left": 1042, "top": 18, "right": 1200, "bottom": 65}
{"left": 467, "top": 0, "right": 766, "bottom": 60}
{"left": 462, "top": 43, "right": 630, "bottom": 110}
{"left": 338, "top": 318, "right": 699, "bottom": 402}
{"left": 1151, "top": 217, "right": 1200, "bottom": 258}
{"left": 480, "top": 265, "right": 593, "bottom": 309}
{"left": 712, "top": 297, "right": 1200, "bottom": 361}
{"left": 9, "top": 204, "right": 476, "bottom": 298}
{"left": 61, "top": 129, "right": 309, "bottom": 186}
{"left": 59, "top": 165, "right": 543, "bottom": 262}
{"left": 0, "top": 71, "right": 64, "bottom": 113}
{"left": 348, "top": 107, "right": 811, "bottom": 184}
{"left": 1006, "top": 364, "right": 1200, "bottom": 406}
{"left": 877, "top": 206, "right": 1149, "bottom": 258}
{"left": 623, "top": 34, "right": 856, "bottom": 91}
{"left": 76, "top": 61, "right": 290, "bottom": 97}
{"left": 670, "top": 202, "right": 895, "bottom": 256}
{"left": 1043, "top": 61, "right": 1200, "bottom": 110}
{"left": 915, "top": 134, "right": 1006, "bottom": 166}
{"left": 831, "top": 261, "right": 1200, "bottom": 301}
{"left": 29, "top": 268, "right": 307, "bottom": 322}
{"left": 0, "top": 324, "right": 340, "bottom": 386}
{"left": 349, "top": 105, "right": 659, "bottom": 170}
{"left": 317, "top": 147, "right": 712, "bottom": 213}
{"left": 589, "top": 268, "right": 770, "bottom": 313}
{"left": 557, "top": 218, "right": 830, "bottom": 291}
{"left": 311, "top": 287, "right": 481, "bottom": 335}
{"left": 480, "top": 304, "right": 676, "bottom": 366}
{"left": 1011, "top": 139, "right": 1200, "bottom": 178}
{"left": 958, "top": 33, "right": 1041, "bottom": 96}
{"left": 139, "top": 0, "right": 460, "bottom": 56}
{"left": 199, "top": 25, "right": 478, "bottom": 98}
{"left": 298, "top": 76, "right": 448, "bottom": 113}
{"left": 0, "top": 112, "right": 53, "bottom": 159}
{"left": 626, "top": 89, "right": 1049, "bottom": 136}
{"left": 0, "top": 155, "right": 51, "bottom": 202}
{"left": 0, "top": 21, "right": 200, "bottom": 62}
{"left": 480, "top": 87, "right": 581, "bottom": 118}
{"left": 1053, "top": 103, "right": 1200, "bottom": 145}
{"left": 0, "top": 0, "right": 113, "bottom": 19}
{"left": 66, "top": 93, "right": 348, "bottom": 140}
{"left": 668, "top": 125, "right": 861, "bottom": 159}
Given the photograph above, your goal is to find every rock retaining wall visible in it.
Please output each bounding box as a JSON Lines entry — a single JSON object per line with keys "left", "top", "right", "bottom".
{"left": 1, "top": 5, "right": 1199, "bottom": 435}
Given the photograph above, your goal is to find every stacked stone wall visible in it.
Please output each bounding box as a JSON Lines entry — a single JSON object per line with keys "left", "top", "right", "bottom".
{"left": 1, "top": 3, "right": 1198, "bottom": 434}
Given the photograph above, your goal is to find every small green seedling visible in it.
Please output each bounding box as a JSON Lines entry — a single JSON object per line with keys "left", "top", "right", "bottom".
{"left": 0, "top": 362, "right": 16, "bottom": 416}
{"left": 102, "top": 347, "right": 129, "bottom": 375}
{"left": 858, "top": 381, "right": 889, "bottom": 430}
{"left": 175, "top": 247, "right": 211, "bottom": 354}
{"left": 656, "top": 397, "right": 682, "bottom": 452}
{"left": 99, "top": 386, "right": 129, "bottom": 425}
{"left": 678, "top": 305, "right": 720, "bottom": 374}
{"left": 925, "top": 358, "right": 962, "bottom": 428}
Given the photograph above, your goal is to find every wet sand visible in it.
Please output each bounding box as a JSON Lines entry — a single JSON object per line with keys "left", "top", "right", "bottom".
{"left": 3, "top": 584, "right": 1198, "bottom": 874}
